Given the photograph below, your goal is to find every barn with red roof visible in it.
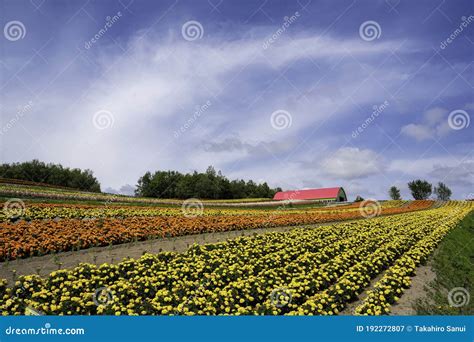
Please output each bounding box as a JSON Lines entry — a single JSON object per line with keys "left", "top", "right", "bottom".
{"left": 273, "top": 187, "right": 347, "bottom": 202}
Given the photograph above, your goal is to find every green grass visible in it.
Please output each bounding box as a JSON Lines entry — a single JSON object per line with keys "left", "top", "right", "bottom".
{"left": 414, "top": 210, "right": 474, "bottom": 315}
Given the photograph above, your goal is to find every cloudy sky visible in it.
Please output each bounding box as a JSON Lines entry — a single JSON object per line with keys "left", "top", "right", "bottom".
{"left": 1, "top": 0, "right": 473, "bottom": 199}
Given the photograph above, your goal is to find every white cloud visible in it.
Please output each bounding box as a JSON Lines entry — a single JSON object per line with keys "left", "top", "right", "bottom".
{"left": 6, "top": 23, "right": 467, "bottom": 201}
{"left": 2, "top": 29, "right": 403, "bottom": 189}
{"left": 320, "top": 147, "right": 383, "bottom": 179}
{"left": 388, "top": 156, "right": 457, "bottom": 175}
{"left": 424, "top": 107, "right": 446, "bottom": 125}
{"left": 400, "top": 107, "right": 458, "bottom": 141}
{"left": 388, "top": 156, "right": 474, "bottom": 187}
{"left": 400, "top": 123, "right": 433, "bottom": 141}
{"left": 429, "top": 160, "right": 474, "bottom": 187}
{"left": 104, "top": 184, "right": 136, "bottom": 196}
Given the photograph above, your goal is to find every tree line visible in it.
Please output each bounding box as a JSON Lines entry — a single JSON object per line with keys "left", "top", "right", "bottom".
{"left": 388, "top": 180, "right": 452, "bottom": 201}
{"left": 0, "top": 160, "right": 101, "bottom": 192}
{"left": 0, "top": 160, "right": 456, "bottom": 201}
{"left": 135, "top": 166, "right": 282, "bottom": 199}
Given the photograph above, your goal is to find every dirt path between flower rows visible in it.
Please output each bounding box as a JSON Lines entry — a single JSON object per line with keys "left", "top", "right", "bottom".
{"left": 340, "top": 260, "right": 436, "bottom": 315}
{"left": 0, "top": 224, "right": 313, "bottom": 285}
{"left": 388, "top": 261, "right": 436, "bottom": 315}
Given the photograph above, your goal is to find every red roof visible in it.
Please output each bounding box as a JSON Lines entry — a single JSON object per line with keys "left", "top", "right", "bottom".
{"left": 273, "top": 187, "right": 342, "bottom": 201}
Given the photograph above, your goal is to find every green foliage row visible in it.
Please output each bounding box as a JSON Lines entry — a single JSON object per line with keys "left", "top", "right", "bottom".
{"left": 135, "top": 166, "right": 281, "bottom": 199}
{"left": 0, "top": 160, "right": 101, "bottom": 192}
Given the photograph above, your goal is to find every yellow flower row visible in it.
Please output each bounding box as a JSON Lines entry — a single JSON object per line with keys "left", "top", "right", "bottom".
{"left": 0, "top": 200, "right": 406, "bottom": 222}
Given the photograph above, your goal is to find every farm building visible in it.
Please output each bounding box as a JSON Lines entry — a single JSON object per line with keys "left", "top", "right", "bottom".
{"left": 273, "top": 187, "right": 347, "bottom": 202}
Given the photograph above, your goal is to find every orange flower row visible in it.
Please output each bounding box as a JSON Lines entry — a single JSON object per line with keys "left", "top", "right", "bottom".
{"left": 0, "top": 201, "right": 433, "bottom": 261}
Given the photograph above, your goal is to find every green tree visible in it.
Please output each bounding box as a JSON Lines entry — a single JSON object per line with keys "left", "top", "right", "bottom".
{"left": 135, "top": 166, "right": 280, "bottom": 199}
{"left": 433, "top": 182, "right": 452, "bottom": 201}
{"left": 389, "top": 186, "right": 401, "bottom": 200}
{"left": 408, "top": 179, "right": 432, "bottom": 200}
{"left": 0, "top": 160, "right": 101, "bottom": 192}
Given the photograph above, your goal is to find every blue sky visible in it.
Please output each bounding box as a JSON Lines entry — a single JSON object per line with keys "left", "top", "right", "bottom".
{"left": 1, "top": 0, "right": 473, "bottom": 199}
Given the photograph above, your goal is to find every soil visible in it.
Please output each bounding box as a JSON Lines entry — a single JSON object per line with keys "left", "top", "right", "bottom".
{"left": 340, "top": 260, "right": 437, "bottom": 315}
{"left": 389, "top": 260, "right": 437, "bottom": 315}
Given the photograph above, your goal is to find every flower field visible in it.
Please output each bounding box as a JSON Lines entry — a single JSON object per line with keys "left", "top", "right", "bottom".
{"left": 0, "top": 201, "right": 471, "bottom": 316}
{"left": 0, "top": 200, "right": 431, "bottom": 261}
{"left": 0, "top": 199, "right": 406, "bottom": 222}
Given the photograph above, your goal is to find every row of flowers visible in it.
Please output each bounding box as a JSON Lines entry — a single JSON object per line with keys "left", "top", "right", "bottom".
{"left": 354, "top": 207, "right": 465, "bottom": 314}
{"left": 0, "top": 201, "right": 432, "bottom": 261}
{"left": 288, "top": 201, "right": 472, "bottom": 315}
{"left": 1, "top": 202, "right": 471, "bottom": 315}
{"left": 0, "top": 200, "right": 406, "bottom": 222}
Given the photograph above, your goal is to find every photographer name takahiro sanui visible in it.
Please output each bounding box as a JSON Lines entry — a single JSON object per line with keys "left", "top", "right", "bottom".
{"left": 414, "top": 325, "right": 466, "bottom": 333}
